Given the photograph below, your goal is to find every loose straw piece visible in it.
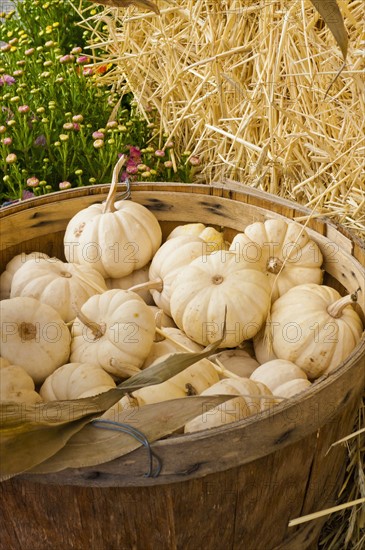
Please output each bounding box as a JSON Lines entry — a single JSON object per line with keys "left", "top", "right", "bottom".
{"left": 288, "top": 498, "right": 365, "bottom": 527}
{"left": 325, "top": 427, "right": 365, "bottom": 456}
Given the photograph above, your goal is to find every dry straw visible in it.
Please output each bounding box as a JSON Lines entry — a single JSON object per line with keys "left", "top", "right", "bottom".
{"left": 78, "top": 0, "right": 364, "bottom": 233}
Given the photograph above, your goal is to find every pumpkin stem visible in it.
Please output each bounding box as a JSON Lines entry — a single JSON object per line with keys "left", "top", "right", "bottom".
{"left": 103, "top": 155, "right": 127, "bottom": 214}
{"left": 153, "top": 310, "right": 166, "bottom": 342}
{"left": 19, "top": 322, "right": 37, "bottom": 342}
{"left": 109, "top": 358, "right": 141, "bottom": 378}
{"left": 74, "top": 307, "right": 105, "bottom": 340}
{"left": 266, "top": 257, "right": 283, "bottom": 274}
{"left": 327, "top": 290, "right": 358, "bottom": 319}
{"left": 128, "top": 278, "right": 163, "bottom": 294}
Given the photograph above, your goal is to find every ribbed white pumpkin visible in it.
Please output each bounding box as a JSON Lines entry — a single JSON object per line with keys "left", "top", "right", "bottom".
{"left": 210, "top": 349, "right": 260, "bottom": 378}
{"left": 274, "top": 379, "right": 312, "bottom": 399}
{"left": 167, "top": 223, "right": 228, "bottom": 252}
{"left": 267, "top": 284, "right": 363, "bottom": 379}
{"left": 10, "top": 258, "right": 107, "bottom": 322}
{"left": 70, "top": 289, "right": 155, "bottom": 378}
{"left": 0, "top": 251, "right": 49, "bottom": 300}
{"left": 63, "top": 157, "right": 162, "bottom": 278}
{"left": 143, "top": 327, "right": 203, "bottom": 369}
{"left": 0, "top": 297, "right": 71, "bottom": 384}
{"left": 106, "top": 264, "right": 154, "bottom": 305}
{"left": 230, "top": 219, "right": 323, "bottom": 301}
{"left": 0, "top": 362, "right": 43, "bottom": 404}
{"left": 184, "top": 378, "right": 274, "bottom": 433}
{"left": 40, "top": 362, "right": 116, "bottom": 401}
{"left": 170, "top": 251, "right": 271, "bottom": 347}
{"left": 148, "top": 235, "right": 206, "bottom": 316}
{"left": 250, "top": 360, "right": 308, "bottom": 392}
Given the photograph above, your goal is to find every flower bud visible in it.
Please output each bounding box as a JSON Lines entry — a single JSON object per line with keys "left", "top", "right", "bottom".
{"left": 93, "top": 139, "right": 104, "bottom": 149}
{"left": 59, "top": 181, "right": 71, "bottom": 190}
{"left": 6, "top": 153, "right": 17, "bottom": 163}
{"left": 27, "top": 177, "right": 40, "bottom": 188}
{"left": 92, "top": 131, "right": 104, "bottom": 140}
{"left": 189, "top": 156, "right": 201, "bottom": 166}
{"left": 18, "top": 105, "right": 30, "bottom": 114}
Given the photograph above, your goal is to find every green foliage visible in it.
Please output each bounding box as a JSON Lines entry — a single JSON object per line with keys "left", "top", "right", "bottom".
{"left": 0, "top": 1, "right": 200, "bottom": 203}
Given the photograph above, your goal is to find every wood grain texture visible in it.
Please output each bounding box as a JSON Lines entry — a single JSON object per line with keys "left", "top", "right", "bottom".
{"left": 0, "top": 182, "right": 364, "bottom": 550}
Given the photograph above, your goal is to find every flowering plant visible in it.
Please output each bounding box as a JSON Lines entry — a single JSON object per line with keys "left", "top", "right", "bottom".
{"left": 0, "top": 1, "right": 201, "bottom": 203}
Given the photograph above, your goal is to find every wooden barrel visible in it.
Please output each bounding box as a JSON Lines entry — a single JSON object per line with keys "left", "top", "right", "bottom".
{"left": 1, "top": 182, "right": 364, "bottom": 550}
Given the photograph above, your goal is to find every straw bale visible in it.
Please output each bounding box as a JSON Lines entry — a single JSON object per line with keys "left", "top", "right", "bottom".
{"left": 81, "top": 0, "right": 364, "bottom": 232}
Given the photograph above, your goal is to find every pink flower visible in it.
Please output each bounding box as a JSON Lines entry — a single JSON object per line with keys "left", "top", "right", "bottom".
{"left": 92, "top": 131, "right": 104, "bottom": 140}
{"left": 126, "top": 165, "right": 138, "bottom": 175}
{"left": 71, "top": 47, "right": 82, "bottom": 55}
{"left": 189, "top": 156, "right": 201, "bottom": 166}
{"left": 164, "top": 160, "right": 173, "bottom": 168}
{"left": 27, "top": 177, "right": 40, "bottom": 188}
{"left": 82, "top": 68, "right": 93, "bottom": 76}
{"left": 2, "top": 137, "right": 12, "bottom": 145}
{"left": 0, "top": 74, "right": 16, "bottom": 86}
{"left": 73, "top": 123, "right": 80, "bottom": 131}
{"left": 59, "top": 54, "right": 75, "bottom": 64}
{"left": 13, "top": 70, "right": 23, "bottom": 77}
{"left": 129, "top": 145, "right": 141, "bottom": 159}
{"left": 22, "top": 190, "right": 35, "bottom": 200}
{"left": 155, "top": 149, "right": 165, "bottom": 157}
{"left": 6, "top": 153, "right": 17, "bottom": 163}
{"left": 18, "top": 105, "right": 30, "bottom": 114}
{"left": 25, "top": 48, "right": 35, "bottom": 56}
{"left": 77, "top": 56, "right": 90, "bottom": 64}
{"left": 59, "top": 181, "right": 72, "bottom": 190}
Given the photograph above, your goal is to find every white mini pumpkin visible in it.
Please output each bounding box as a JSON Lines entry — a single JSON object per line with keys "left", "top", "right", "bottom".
{"left": 40, "top": 362, "right": 116, "bottom": 401}
{"left": 147, "top": 235, "right": 207, "bottom": 316}
{"left": 250, "top": 359, "right": 308, "bottom": 392}
{"left": 0, "top": 297, "right": 71, "bottom": 384}
{"left": 170, "top": 251, "right": 271, "bottom": 347}
{"left": 266, "top": 284, "right": 363, "bottom": 379}
{"left": 106, "top": 264, "right": 154, "bottom": 305}
{"left": 167, "top": 223, "right": 228, "bottom": 252}
{"left": 184, "top": 378, "right": 274, "bottom": 433}
{"left": 10, "top": 258, "right": 107, "bottom": 322}
{"left": 0, "top": 251, "right": 50, "bottom": 300}
{"left": 274, "top": 379, "right": 312, "bottom": 399}
{"left": 70, "top": 289, "right": 155, "bottom": 378}
{"left": 63, "top": 156, "right": 162, "bottom": 278}
{"left": 230, "top": 219, "right": 323, "bottom": 301}
{"left": 143, "top": 327, "right": 203, "bottom": 369}
{"left": 0, "top": 362, "right": 43, "bottom": 404}
{"left": 209, "top": 349, "right": 260, "bottom": 378}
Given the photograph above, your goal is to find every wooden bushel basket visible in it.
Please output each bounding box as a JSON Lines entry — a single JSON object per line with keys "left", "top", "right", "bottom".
{"left": 1, "top": 182, "right": 364, "bottom": 550}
